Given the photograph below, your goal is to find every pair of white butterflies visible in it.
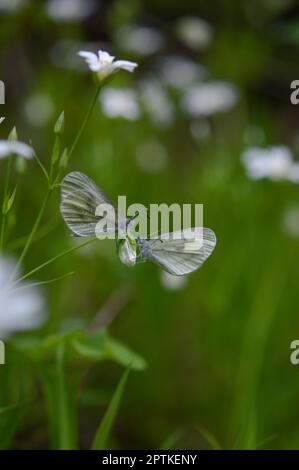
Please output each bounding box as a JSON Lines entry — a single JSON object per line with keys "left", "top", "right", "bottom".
{"left": 60, "top": 172, "right": 216, "bottom": 276}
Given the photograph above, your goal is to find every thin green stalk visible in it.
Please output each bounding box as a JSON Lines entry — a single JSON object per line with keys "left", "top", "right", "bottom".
{"left": 12, "top": 189, "right": 52, "bottom": 278}
{"left": 14, "top": 237, "right": 96, "bottom": 285}
{"left": 0, "top": 156, "right": 13, "bottom": 250}
{"left": 68, "top": 85, "right": 101, "bottom": 161}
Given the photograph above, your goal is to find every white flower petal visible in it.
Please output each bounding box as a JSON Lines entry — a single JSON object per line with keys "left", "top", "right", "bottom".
{"left": 0, "top": 256, "right": 46, "bottom": 339}
{"left": 0, "top": 140, "right": 35, "bottom": 160}
{"left": 100, "top": 88, "right": 140, "bottom": 120}
{"left": 241, "top": 145, "right": 294, "bottom": 181}
{"left": 112, "top": 60, "right": 138, "bottom": 73}
{"left": 78, "top": 49, "right": 138, "bottom": 80}
{"left": 78, "top": 51, "right": 101, "bottom": 71}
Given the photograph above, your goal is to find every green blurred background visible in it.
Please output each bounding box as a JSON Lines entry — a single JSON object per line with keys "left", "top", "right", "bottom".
{"left": 1, "top": 0, "right": 299, "bottom": 450}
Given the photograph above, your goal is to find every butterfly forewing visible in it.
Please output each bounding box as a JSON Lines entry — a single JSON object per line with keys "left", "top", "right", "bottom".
{"left": 138, "top": 228, "right": 216, "bottom": 275}
{"left": 60, "top": 171, "right": 120, "bottom": 237}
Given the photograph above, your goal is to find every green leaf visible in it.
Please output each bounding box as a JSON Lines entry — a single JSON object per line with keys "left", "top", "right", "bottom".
{"left": 8, "top": 126, "right": 18, "bottom": 141}
{"left": 15, "top": 156, "right": 27, "bottom": 174}
{"left": 51, "top": 136, "right": 61, "bottom": 166}
{"left": 58, "top": 148, "right": 68, "bottom": 170}
{"left": 71, "top": 330, "right": 147, "bottom": 371}
{"left": 160, "top": 429, "right": 183, "bottom": 450}
{"left": 91, "top": 367, "right": 130, "bottom": 450}
{"left": 196, "top": 425, "right": 222, "bottom": 450}
{"left": 106, "top": 336, "right": 147, "bottom": 371}
{"left": 2, "top": 186, "right": 17, "bottom": 214}
{"left": 54, "top": 111, "right": 65, "bottom": 135}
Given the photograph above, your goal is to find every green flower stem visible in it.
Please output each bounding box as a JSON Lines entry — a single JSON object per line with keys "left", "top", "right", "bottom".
{"left": 67, "top": 84, "right": 101, "bottom": 161}
{"left": 12, "top": 188, "right": 52, "bottom": 279}
{"left": 0, "top": 156, "right": 13, "bottom": 250}
{"left": 12, "top": 85, "right": 100, "bottom": 275}
{"left": 14, "top": 237, "right": 96, "bottom": 285}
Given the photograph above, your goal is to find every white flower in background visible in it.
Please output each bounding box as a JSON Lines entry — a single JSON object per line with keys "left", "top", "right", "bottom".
{"left": 0, "top": 117, "right": 5, "bottom": 125}
{"left": 23, "top": 93, "right": 54, "bottom": 127}
{"left": 287, "top": 162, "right": 299, "bottom": 183}
{"left": 100, "top": 88, "right": 140, "bottom": 120}
{"left": 114, "top": 25, "right": 164, "bottom": 56}
{"left": 161, "top": 271, "right": 187, "bottom": 291}
{"left": 46, "top": 0, "right": 96, "bottom": 22}
{"left": 176, "top": 16, "right": 213, "bottom": 51}
{"left": 182, "top": 81, "right": 239, "bottom": 117}
{"left": 158, "top": 55, "right": 207, "bottom": 89}
{"left": 140, "top": 79, "right": 174, "bottom": 127}
{"left": 78, "top": 50, "right": 137, "bottom": 81}
{"left": 241, "top": 145, "right": 294, "bottom": 181}
{"left": 283, "top": 207, "right": 299, "bottom": 237}
{"left": 0, "top": 140, "right": 34, "bottom": 160}
{"left": 0, "top": 255, "right": 46, "bottom": 339}
{"left": 0, "top": 0, "right": 27, "bottom": 12}
{"left": 136, "top": 140, "right": 168, "bottom": 173}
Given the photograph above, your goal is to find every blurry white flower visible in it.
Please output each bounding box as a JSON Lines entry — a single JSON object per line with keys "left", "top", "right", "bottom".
{"left": 140, "top": 79, "right": 174, "bottom": 127}
{"left": 23, "top": 93, "right": 54, "bottom": 127}
{"left": 136, "top": 140, "right": 168, "bottom": 173}
{"left": 158, "top": 55, "right": 207, "bottom": 89}
{"left": 283, "top": 206, "right": 299, "bottom": 237}
{"left": 0, "top": 117, "right": 5, "bottom": 125}
{"left": 0, "top": 0, "right": 26, "bottom": 12}
{"left": 288, "top": 162, "right": 299, "bottom": 183}
{"left": 78, "top": 49, "right": 137, "bottom": 81}
{"left": 0, "top": 255, "right": 46, "bottom": 339}
{"left": 241, "top": 146, "right": 293, "bottom": 181}
{"left": 100, "top": 88, "right": 140, "bottom": 120}
{"left": 182, "top": 81, "right": 239, "bottom": 117}
{"left": 161, "top": 271, "right": 187, "bottom": 290}
{"left": 0, "top": 140, "right": 34, "bottom": 159}
{"left": 176, "top": 16, "right": 213, "bottom": 51}
{"left": 46, "top": 0, "right": 96, "bottom": 22}
{"left": 115, "top": 25, "right": 164, "bottom": 56}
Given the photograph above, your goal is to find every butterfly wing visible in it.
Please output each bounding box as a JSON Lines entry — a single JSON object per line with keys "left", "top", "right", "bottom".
{"left": 138, "top": 228, "right": 216, "bottom": 275}
{"left": 60, "top": 171, "right": 120, "bottom": 237}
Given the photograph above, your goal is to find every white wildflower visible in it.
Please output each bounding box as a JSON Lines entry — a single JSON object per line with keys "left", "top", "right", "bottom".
{"left": 100, "top": 88, "right": 140, "bottom": 120}
{"left": 241, "top": 146, "right": 293, "bottom": 181}
{"left": 182, "top": 81, "right": 239, "bottom": 117}
{"left": 23, "top": 93, "right": 54, "bottom": 127}
{"left": 176, "top": 16, "right": 213, "bottom": 51}
{"left": 0, "top": 0, "right": 26, "bottom": 12}
{"left": 158, "top": 55, "right": 207, "bottom": 89}
{"left": 140, "top": 79, "right": 174, "bottom": 127}
{"left": 46, "top": 0, "right": 96, "bottom": 22}
{"left": 78, "top": 49, "right": 137, "bottom": 81}
{"left": 0, "top": 255, "right": 46, "bottom": 339}
{"left": 0, "top": 140, "right": 34, "bottom": 160}
{"left": 115, "top": 25, "right": 164, "bottom": 56}
{"left": 0, "top": 117, "right": 5, "bottom": 125}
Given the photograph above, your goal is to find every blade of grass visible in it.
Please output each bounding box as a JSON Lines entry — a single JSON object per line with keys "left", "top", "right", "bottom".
{"left": 91, "top": 367, "right": 130, "bottom": 450}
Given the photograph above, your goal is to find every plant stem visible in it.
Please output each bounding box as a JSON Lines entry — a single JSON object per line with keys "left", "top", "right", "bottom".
{"left": 0, "top": 156, "right": 13, "bottom": 250}
{"left": 68, "top": 85, "right": 101, "bottom": 161}
{"left": 12, "top": 189, "right": 52, "bottom": 279}
{"left": 14, "top": 237, "right": 96, "bottom": 284}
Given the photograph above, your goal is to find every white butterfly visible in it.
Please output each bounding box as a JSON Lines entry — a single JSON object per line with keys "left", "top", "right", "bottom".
{"left": 60, "top": 171, "right": 216, "bottom": 276}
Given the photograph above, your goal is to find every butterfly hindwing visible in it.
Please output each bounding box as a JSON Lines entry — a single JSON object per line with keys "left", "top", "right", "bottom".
{"left": 138, "top": 228, "right": 216, "bottom": 275}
